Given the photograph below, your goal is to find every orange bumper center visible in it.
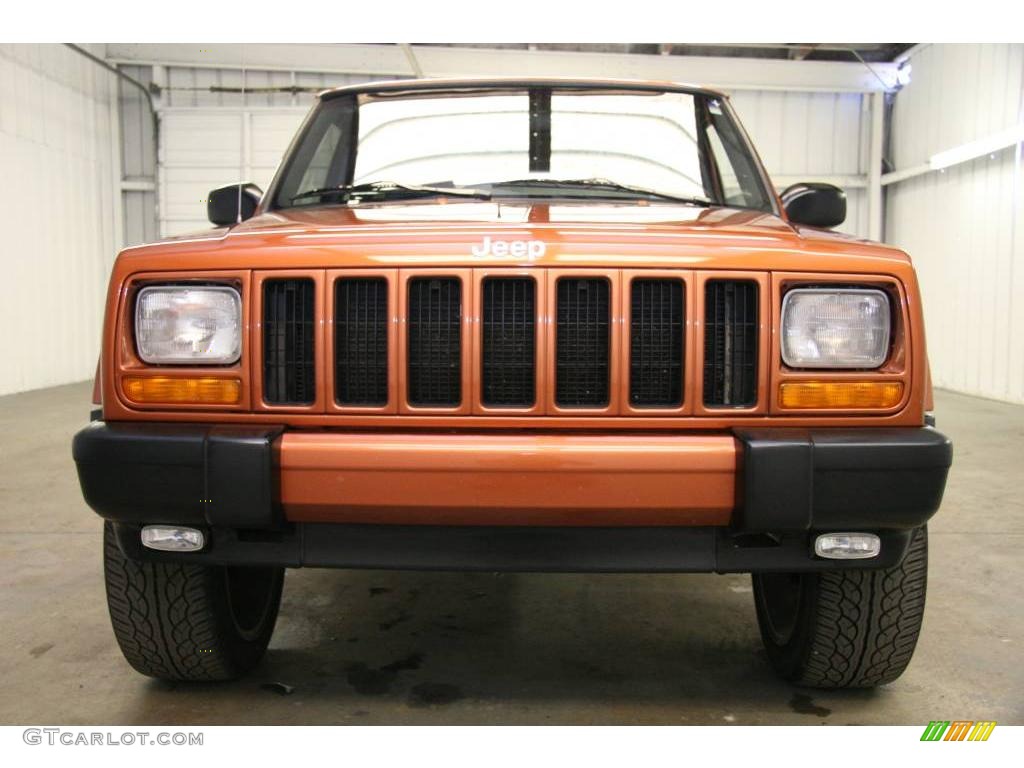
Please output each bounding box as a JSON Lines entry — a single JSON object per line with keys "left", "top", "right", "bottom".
{"left": 278, "top": 432, "right": 737, "bottom": 526}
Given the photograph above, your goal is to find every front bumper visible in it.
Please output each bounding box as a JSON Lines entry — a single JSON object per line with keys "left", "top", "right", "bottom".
{"left": 73, "top": 422, "right": 951, "bottom": 573}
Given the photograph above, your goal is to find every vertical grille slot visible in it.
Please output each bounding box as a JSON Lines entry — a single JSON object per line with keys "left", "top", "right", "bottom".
{"left": 335, "top": 278, "right": 388, "bottom": 406}
{"left": 630, "top": 279, "right": 684, "bottom": 407}
{"left": 263, "top": 278, "right": 315, "bottom": 405}
{"left": 555, "top": 277, "right": 610, "bottom": 407}
{"left": 482, "top": 277, "right": 536, "bottom": 407}
{"left": 407, "top": 277, "right": 462, "bottom": 407}
{"left": 703, "top": 279, "right": 758, "bottom": 407}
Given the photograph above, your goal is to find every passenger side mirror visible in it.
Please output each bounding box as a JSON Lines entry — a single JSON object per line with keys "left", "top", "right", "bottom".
{"left": 781, "top": 183, "right": 846, "bottom": 229}
{"left": 208, "top": 183, "right": 263, "bottom": 226}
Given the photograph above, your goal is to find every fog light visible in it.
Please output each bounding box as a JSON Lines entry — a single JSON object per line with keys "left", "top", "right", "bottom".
{"left": 141, "top": 526, "right": 205, "bottom": 552}
{"left": 814, "top": 533, "right": 881, "bottom": 560}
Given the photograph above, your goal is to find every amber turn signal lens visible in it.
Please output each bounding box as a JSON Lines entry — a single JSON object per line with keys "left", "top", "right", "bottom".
{"left": 779, "top": 381, "right": 903, "bottom": 409}
{"left": 123, "top": 376, "right": 241, "bottom": 405}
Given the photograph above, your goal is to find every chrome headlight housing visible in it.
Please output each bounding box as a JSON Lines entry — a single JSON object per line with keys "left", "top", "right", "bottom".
{"left": 781, "top": 288, "right": 891, "bottom": 369}
{"left": 135, "top": 286, "right": 242, "bottom": 364}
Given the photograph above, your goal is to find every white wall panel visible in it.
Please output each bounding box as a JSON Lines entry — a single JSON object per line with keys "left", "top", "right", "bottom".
{"left": 887, "top": 44, "right": 1024, "bottom": 403}
{"left": 730, "top": 90, "right": 869, "bottom": 237}
{"left": 160, "top": 108, "right": 308, "bottom": 236}
{"left": 162, "top": 66, "right": 387, "bottom": 109}
{"left": 155, "top": 66, "right": 386, "bottom": 236}
{"left": 0, "top": 44, "right": 117, "bottom": 396}
{"left": 118, "top": 64, "right": 157, "bottom": 247}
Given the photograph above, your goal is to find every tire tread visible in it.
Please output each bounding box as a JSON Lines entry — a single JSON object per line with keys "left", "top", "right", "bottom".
{"left": 103, "top": 523, "right": 273, "bottom": 681}
{"left": 756, "top": 527, "right": 928, "bottom": 689}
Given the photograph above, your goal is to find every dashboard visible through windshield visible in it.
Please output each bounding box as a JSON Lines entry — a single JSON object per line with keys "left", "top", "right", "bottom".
{"left": 270, "top": 86, "right": 774, "bottom": 212}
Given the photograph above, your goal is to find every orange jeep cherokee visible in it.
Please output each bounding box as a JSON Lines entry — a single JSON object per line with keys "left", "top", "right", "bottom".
{"left": 73, "top": 78, "right": 952, "bottom": 688}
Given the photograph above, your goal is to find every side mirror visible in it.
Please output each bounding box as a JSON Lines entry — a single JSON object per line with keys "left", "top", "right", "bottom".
{"left": 781, "top": 183, "right": 846, "bottom": 229}
{"left": 208, "top": 183, "right": 263, "bottom": 226}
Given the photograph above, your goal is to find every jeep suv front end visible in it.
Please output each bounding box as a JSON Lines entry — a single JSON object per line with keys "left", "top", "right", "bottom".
{"left": 73, "top": 78, "right": 951, "bottom": 687}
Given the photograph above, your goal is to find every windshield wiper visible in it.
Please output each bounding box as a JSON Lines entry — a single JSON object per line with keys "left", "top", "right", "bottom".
{"left": 482, "top": 178, "right": 714, "bottom": 206}
{"left": 290, "top": 181, "right": 491, "bottom": 205}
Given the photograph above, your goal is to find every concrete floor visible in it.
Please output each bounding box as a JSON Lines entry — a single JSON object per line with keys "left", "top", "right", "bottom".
{"left": 0, "top": 381, "right": 1021, "bottom": 725}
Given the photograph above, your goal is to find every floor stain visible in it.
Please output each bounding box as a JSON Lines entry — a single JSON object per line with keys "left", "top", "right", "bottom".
{"left": 562, "top": 659, "right": 627, "bottom": 684}
{"left": 369, "top": 587, "right": 391, "bottom": 597}
{"left": 789, "top": 693, "right": 831, "bottom": 717}
{"left": 409, "top": 682, "right": 464, "bottom": 707}
{"left": 345, "top": 653, "right": 424, "bottom": 695}
{"left": 260, "top": 682, "right": 295, "bottom": 696}
{"left": 379, "top": 611, "right": 412, "bottom": 631}
{"left": 29, "top": 643, "right": 54, "bottom": 658}
{"left": 381, "top": 653, "right": 424, "bottom": 674}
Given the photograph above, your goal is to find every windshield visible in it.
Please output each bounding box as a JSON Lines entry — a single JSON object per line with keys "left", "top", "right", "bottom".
{"left": 271, "top": 87, "right": 774, "bottom": 212}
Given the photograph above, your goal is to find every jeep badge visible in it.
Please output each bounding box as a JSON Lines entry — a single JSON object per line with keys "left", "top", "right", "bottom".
{"left": 471, "top": 236, "right": 545, "bottom": 259}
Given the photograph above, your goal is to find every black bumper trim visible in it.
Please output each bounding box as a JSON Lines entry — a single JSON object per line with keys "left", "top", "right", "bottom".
{"left": 110, "top": 522, "right": 914, "bottom": 574}
{"left": 77, "top": 422, "right": 950, "bottom": 573}
{"left": 736, "top": 427, "right": 952, "bottom": 532}
{"left": 73, "top": 422, "right": 284, "bottom": 528}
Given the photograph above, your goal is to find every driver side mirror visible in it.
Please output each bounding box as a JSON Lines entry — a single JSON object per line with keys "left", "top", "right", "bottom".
{"left": 781, "top": 183, "right": 846, "bottom": 229}
{"left": 208, "top": 183, "right": 263, "bottom": 227}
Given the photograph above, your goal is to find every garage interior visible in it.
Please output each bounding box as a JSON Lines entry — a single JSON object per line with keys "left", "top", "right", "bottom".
{"left": 0, "top": 42, "right": 1021, "bottom": 724}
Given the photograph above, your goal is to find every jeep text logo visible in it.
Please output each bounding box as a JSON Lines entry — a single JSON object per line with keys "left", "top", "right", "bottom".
{"left": 471, "top": 236, "right": 545, "bottom": 259}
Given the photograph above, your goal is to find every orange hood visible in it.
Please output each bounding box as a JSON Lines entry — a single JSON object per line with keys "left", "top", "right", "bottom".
{"left": 117, "top": 201, "right": 910, "bottom": 275}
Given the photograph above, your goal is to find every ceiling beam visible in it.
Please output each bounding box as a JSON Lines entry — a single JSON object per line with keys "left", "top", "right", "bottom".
{"left": 103, "top": 43, "right": 900, "bottom": 93}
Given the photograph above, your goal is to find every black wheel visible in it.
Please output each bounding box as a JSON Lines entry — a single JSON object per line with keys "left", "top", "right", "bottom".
{"left": 103, "top": 522, "right": 284, "bottom": 681}
{"left": 752, "top": 526, "right": 928, "bottom": 689}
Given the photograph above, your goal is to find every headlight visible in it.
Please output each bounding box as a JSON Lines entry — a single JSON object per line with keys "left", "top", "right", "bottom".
{"left": 781, "top": 288, "right": 891, "bottom": 369}
{"left": 135, "top": 286, "right": 241, "bottom": 364}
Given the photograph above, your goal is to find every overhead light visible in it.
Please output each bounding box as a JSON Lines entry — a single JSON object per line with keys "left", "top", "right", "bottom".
{"left": 928, "top": 124, "right": 1024, "bottom": 170}
{"left": 896, "top": 62, "right": 912, "bottom": 87}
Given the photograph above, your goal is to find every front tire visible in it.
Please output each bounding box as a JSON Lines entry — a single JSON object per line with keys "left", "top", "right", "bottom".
{"left": 103, "top": 522, "right": 284, "bottom": 681}
{"left": 752, "top": 526, "right": 928, "bottom": 688}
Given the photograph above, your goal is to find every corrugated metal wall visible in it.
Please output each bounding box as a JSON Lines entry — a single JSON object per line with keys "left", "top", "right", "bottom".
{"left": 887, "top": 44, "right": 1024, "bottom": 403}
{"left": 0, "top": 44, "right": 118, "bottom": 396}
{"left": 161, "top": 67, "right": 381, "bottom": 108}
{"left": 118, "top": 64, "right": 158, "bottom": 247}
{"left": 125, "top": 67, "right": 390, "bottom": 239}
{"left": 731, "top": 90, "right": 871, "bottom": 237}
{"left": 160, "top": 107, "right": 308, "bottom": 234}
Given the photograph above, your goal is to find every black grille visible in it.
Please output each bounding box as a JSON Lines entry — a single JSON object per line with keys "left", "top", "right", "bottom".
{"left": 335, "top": 278, "right": 388, "bottom": 406}
{"left": 703, "top": 280, "right": 758, "bottom": 407}
{"left": 481, "top": 278, "right": 536, "bottom": 407}
{"left": 407, "top": 277, "right": 462, "bottom": 407}
{"left": 555, "top": 277, "right": 610, "bottom": 407}
{"left": 630, "top": 279, "right": 684, "bottom": 407}
{"left": 263, "top": 278, "right": 315, "bottom": 405}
